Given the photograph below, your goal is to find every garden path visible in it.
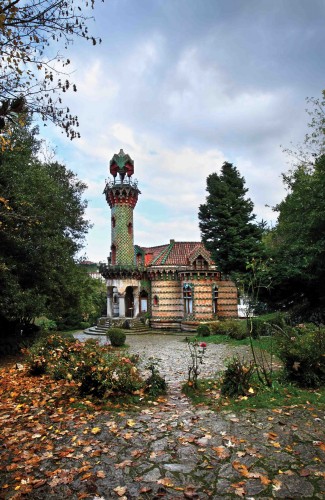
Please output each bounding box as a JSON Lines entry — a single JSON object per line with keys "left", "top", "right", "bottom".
{"left": 74, "top": 332, "right": 252, "bottom": 383}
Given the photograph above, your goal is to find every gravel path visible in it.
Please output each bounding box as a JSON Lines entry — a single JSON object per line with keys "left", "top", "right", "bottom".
{"left": 74, "top": 332, "right": 251, "bottom": 384}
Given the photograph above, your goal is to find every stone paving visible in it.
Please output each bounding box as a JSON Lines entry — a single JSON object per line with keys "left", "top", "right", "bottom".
{"left": 62, "top": 332, "right": 325, "bottom": 499}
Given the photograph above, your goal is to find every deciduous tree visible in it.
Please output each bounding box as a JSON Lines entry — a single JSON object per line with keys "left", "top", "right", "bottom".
{"left": 0, "top": 0, "right": 103, "bottom": 139}
{"left": 0, "top": 122, "right": 91, "bottom": 333}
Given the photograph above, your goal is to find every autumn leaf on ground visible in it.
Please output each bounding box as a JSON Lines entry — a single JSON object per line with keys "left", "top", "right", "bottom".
{"left": 96, "top": 470, "right": 106, "bottom": 478}
{"left": 232, "top": 461, "right": 250, "bottom": 477}
{"left": 212, "top": 446, "right": 231, "bottom": 459}
{"left": 126, "top": 419, "right": 136, "bottom": 427}
{"left": 139, "top": 486, "right": 152, "bottom": 493}
{"left": 272, "top": 479, "right": 282, "bottom": 491}
{"left": 267, "top": 432, "right": 278, "bottom": 440}
{"left": 91, "top": 427, "right": 101, "bottom": 435}
{"left": 313, "top": 441, "right": 325, "bottom": 451}
{"left": 114, "top": 485, "right": 127, "bottom": 496}
{"left": 183, "top": 485, "right": 199, "bottom": 498}
{"left": 231, "top": 481, "right": 246, "bottom": 497}
{"left": 157, "top": 477, "right": 174, "bottom": 487}
{"left": 115, "top": 459, "right": 132, "bottom": 469}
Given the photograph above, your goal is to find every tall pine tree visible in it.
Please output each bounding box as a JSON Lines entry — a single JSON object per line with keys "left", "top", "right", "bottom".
{"left": 199, "top": 162, "right": 263, "bottom": 276}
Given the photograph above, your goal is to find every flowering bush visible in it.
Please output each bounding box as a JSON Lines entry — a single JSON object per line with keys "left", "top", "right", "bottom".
{"left": 187, "top": 338, "right": 207, "bottom": 388}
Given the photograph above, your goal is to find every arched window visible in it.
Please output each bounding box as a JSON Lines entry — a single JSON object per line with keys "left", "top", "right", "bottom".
{"left": 128, "top": 222, "right": 133, "bottom": 235}
{"left": 153, "top": 295, "right": 159, "bottom": 306}
{"left": 111, "top": 216, "right": 116, "bottom": 228}
{"left": 213, "top": 285, "right": 218, "bottom": 314}
{"left": 140, "top": 290, "right": 148, "bottom": 313}
{"left": 183, "top": 284, "right": 193, "bottom": 314}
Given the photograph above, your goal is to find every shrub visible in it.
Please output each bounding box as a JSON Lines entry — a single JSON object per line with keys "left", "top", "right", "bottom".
{"left": 250, "top": 313, "right": 287, "bottom": 338}
{"left": 210, "top": 319, "right": 247, "bottom": 339}
{"left": 23, "top": 332, "right": 80, "bottom": 376}
{"left": 144, "top": 359, "right": 167, "bottom": 397}
{"left": 107, "top": 328, "right": 126, "bottom": 347}
{"left": 23, "top": 334, "right": 143, "bottom": 398}
{"left": 36, "top": 318, "right": 58, "bottom": 332}
{"left": 196, "top": 323, "right": 210, "bottom": 337}
{"left": 79, "top": 321, "right": 91, "bottom": 329}
{"left": 275, "top": 324, "right": 325, "bottom": 388}
{"left": 221, "top": 356, "right": 255, "bottom": 397}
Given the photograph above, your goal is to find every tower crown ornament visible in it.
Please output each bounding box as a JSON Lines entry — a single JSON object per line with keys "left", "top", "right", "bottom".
{"left": 110, "top": 148, "right": 134, "bottom": 182}
{"left": 104, "top": 149, "right": 140, "bottom": 266}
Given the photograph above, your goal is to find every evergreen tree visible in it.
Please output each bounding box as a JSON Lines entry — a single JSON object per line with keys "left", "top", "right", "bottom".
{"left": 198, "top": 162, "right": 263, "bottom": 276}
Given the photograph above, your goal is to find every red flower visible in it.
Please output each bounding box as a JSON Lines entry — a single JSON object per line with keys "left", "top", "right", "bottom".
{"left": 200, "top": 342, "right": 207, "bottom": 348}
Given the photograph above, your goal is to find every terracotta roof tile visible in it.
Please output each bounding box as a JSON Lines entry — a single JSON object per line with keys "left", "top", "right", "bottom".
{"left": 139, "top": 241, "right": 215, "bottom": 267}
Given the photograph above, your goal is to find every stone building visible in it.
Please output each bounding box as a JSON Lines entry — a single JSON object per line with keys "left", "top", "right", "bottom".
{"left": 100, "top": 149, "right": 238, "bottom": 330}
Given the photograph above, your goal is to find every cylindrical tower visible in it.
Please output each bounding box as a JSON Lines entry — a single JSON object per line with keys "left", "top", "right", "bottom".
{"left": 104, "top": 149, "right": 140, "bottom": 266}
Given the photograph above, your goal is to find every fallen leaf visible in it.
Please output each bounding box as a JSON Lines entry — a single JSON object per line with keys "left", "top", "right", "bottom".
{"left": 184, "top": 486, "right": 199, "bottom": 498}
{"left": 91, "top": 427, "right": 101, "bottom": 435}
{"left": 232, "top": 461, "right": 250, "bottom": 477}
{"left": 115, "top": 459, "right": 132, "bottom": 469}
{"left": 157, "top": 477, "right": 174, "bottom": 487}
{"left": 139, "top": 486, "right": 152, "bottom": 493}
{"left": 212, "top": 446, "right": 231, "bottom": 459}
{"left": 114, "top": 486, "right": 127, "bottom": 496}
{"left": 96, "top": 470, "right": 106, "bottom": 478}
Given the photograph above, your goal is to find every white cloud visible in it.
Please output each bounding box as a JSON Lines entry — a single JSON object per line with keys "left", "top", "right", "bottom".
{"left": 37, "top": 0, "right": 325, "bottom": 262}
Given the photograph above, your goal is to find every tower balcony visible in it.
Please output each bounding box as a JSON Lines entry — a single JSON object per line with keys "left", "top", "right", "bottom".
{"left": 103, "top": 178, "right": 141, "bottom": 209}
{"left": 99, "top": 262, "right": 145, "bottom": 280}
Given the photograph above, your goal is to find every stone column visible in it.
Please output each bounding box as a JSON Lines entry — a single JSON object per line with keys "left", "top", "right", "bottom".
{"left": 118, "top": 292, "right": 126, "bottom": 317}
{"left": 133, "top": 288, "right": 140, "bottom": 317}
{"left": 107, "top": 288, "right": 113, "bottom": 318}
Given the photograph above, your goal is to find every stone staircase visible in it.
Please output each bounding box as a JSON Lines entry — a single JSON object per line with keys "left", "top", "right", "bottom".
{"left": 84, "top": 317, "right": 111, "bottom": 336}
{"left": 84, "top": 317, "right": 153, "bottom": 336}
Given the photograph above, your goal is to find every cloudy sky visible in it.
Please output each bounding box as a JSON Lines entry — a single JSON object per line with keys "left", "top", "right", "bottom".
{"left": 41, "top": 0, "right": 325, "bottom": 262}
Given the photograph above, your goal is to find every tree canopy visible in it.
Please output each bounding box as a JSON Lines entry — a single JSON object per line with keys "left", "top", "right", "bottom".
{"left": 258, "top": 91, "right": 325, "bottom": 320}
{"left": 198, "top": 162, "right": 263, "bottom": 276}
{"left": 0, "top": 122, "right": 95, "bottom": 332}
{"left": 0, "top": 0, "right": 103, "bottom": 139}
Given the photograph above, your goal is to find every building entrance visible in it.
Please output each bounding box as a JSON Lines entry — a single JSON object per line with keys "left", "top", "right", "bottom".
{"left": 125, "top": 286, "right": 134, "bottom": 318}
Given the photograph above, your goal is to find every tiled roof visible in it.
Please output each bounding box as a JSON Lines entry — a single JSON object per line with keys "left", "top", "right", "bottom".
{"left": 138, "top": 241, "right": 215, "bottom": 267}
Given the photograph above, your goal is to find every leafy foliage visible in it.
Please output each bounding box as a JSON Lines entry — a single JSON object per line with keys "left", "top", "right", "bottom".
{"left": 187, "top": 338, "right": 207, "bottom": 388}
{"left": 275, "top": 324, "right": 325, "bottom": 388}
{"left": 209, "top": 319, "right": 247, "bottom": 339}
{"left": 220, "top": 356, "right": 255, "bottom": 397}
{"left": 0, "top": 0, "right": 103, "bottom": 138}
{"left": 265, "top": 155, "right": 325, "bottom": 314}
{"left": 199, "top": 162, "right": 263, "bottom": 275}
{"left": 250, "top": 313, "right": 287, "bottom": 339}
{"left": 144, "top": 359, "right": 167, "bottom": 398}
{"left": 24, "top": 334, "right": 143, "bottom": 397}
{"left": 107, "top": 328, "right": 126, "bottom": 347}
{"left": 196, "top": 323, "right": 210, "bottom": 337}
{"left": 0, "top": 123, "right": 94, "bottom": 336}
